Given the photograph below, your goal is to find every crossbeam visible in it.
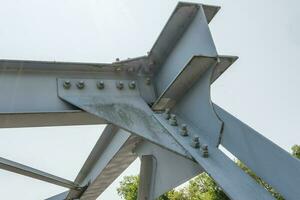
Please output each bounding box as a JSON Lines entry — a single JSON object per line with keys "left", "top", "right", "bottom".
{"left": 0, "top": 157, "right": 80, "bottom": 190}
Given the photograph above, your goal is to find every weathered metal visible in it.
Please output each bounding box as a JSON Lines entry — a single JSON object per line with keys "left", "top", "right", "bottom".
{"left": 0, "top": 2, "right": 298, "bottom": 200}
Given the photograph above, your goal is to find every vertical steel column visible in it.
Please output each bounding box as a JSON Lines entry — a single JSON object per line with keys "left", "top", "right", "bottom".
{"left": 137, "top": 155, "right": 157, "bottom": 200}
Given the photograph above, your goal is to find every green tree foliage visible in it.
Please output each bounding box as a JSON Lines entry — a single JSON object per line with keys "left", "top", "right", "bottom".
{"left": 292, "top": 145, "right": 300, "bottom": 159}
{"left": 117, "top": 176, "right": 139, "bottom": 200}
{"left": 117, "top": 145, "right": 299, "bottom": 200}
{"left": 185, "top": 173, "right": 229, "bottom": 200}
{"left": 236, "top": 160, "right": 284, "bottom": 200}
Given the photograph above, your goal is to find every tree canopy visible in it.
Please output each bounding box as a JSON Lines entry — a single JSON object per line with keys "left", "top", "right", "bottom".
{"left": 117, "top": 145, "right": 300, "bottom": 200}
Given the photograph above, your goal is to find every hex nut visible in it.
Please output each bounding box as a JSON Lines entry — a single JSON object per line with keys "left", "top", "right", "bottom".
{"left": 63, "top": 80, "right": 71, "bottom": 89}
{"left": 180, "top": 124, "right": 188, "bottom": 136}
{"left": 163, "top": 108, "right": 171, "bottom": 120}
{"left": 191, "top": 135, "right": 200, "bottom": 148}
{"left": 76, "top": 81, "right": 85, "bottom": 89}
{"left": 169, "top": 114, "right": 177, "bottom": 126}
{"left": 128, "top": 81, "right": 136, "bottom": 89}
{"left": 97, "top": 81, "right": 105, "bottom": 89}
{"left": 116, "top": 81, "right": 124, "bottom": 90}
{"left": 145, "top": 77, "right": 151, "bottom": 85}
{"left": 201, "top": 144, "right": 209, "bottom": 158}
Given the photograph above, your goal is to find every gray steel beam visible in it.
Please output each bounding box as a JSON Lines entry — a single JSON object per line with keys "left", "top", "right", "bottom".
{"left": 0, "top": 157, "right": 80, "bottom": 190}
{"left": 60, "top": 125, "right": 141, "bottom": 200}
{"left": 137, "top": 155, "right": 157, "bottom": 200}
{"left": 135, "top": 141, "right": 203, "bottom": 199}
{"left": 57, "top": 78, "right": 189, "bottom": 159}
{"left": 45, "top": 191, "right": 68, "bottom": 200}
{"left": 154, "top": 113, "right": 275, "bottom": 200}
{"left": 151, "top": 3, "right": 219, "bottom": 99}
{"left": 152, "top": 55, "right": 237, "bottom": 110}
{"left": 214, "top": 104, "right": 300, "bottom": 200}
{"left": 0, "top": 57, "right": 154, "bottom": 128}
{"left": 149, "top": 2, "right": 219, "bottom": 73}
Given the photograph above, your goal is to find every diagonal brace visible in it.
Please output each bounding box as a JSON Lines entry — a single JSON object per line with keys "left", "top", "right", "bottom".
{"left": 0, "top": 156, "right": 81, "bottom": 190}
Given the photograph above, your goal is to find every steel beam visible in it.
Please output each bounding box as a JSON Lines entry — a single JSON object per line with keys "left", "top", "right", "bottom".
{"left": 137, "top": 155, "right": 157, "bottom": 200}
{"left": 135, "top": 141, "right": 203, "bottom": 199}
{"left": 214, "top": 104, "right": 300, "bottom": 200}
{"left": 0, "top": 157, "right": 80, "bottom": 190}
{"left": 154, "top": 113, "right": 275, "bottom": 200}
{"left": 151, "top": 3, "right": 218, "bottom": 98}
{"left": 57, "top": 79, "right": 189, "bottom": 159}
{"left": 59, "top": 125, "right": 141, "bottom": 200}
{"left": 0, "top": 57, "right": 154, "bottom": 128}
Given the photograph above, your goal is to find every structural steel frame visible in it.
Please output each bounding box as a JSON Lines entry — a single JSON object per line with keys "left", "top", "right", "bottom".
{"left": 0, "top": 2, "right": 299, "bottom": 200}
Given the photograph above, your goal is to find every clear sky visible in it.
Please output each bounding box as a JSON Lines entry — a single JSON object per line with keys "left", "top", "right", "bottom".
{"left": 0, "top": 0, "right": 299, "bottom": 199}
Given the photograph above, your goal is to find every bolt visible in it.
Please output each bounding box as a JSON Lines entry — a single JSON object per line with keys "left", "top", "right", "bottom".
{"left": 163, "top": 108, "right": 170, "bottom": 120}
{"left": 63, "top": 80, "right": 71, "bottom": 89}
{"left": 116, "top": 66, "right": 122, "bottom": 72}
{"left": 180, "top": 124, "right": 188, "bottom": 136}
{"left": 116, "top": 81, "right": 124, "bottom": 90}
{"left": 76, "top": 81, "right": 85, "bottom": 89}
{"left": 201, "top": 144, "right": 209, "bottom": 158}
{"left": 97, "top": 81, "right": 104, "bottom": 89}
{"left": 191, "top": 135, "right": 200, "bottom": 148}
{"left": 128, "top": 81, "right": 136, "bottom": 89}
{"left": 145, "top": 77, "right": 151, "bottom": 85}
{"left": 169, "top": 114, "right": 177, "bottom": 126}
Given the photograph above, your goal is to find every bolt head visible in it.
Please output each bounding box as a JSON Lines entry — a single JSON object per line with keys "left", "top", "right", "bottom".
{"left": 163, "top": 108, "right": 170, "bottom": 120}
{"left": 128, "top": 81, "right": 136, "bottom": 89}
{"left": 169, "top": 114, "right": 177, "bottom": 126}
{"left": 145, "top": 77, "right": 151, "bottom": 85}
{"left": 201, "top": 145, "right": 209, "bottom": 158}
{"left": 191, "top": 141, "right": 200, "bottom": 148}
{"left": 192, "top": 135, "right": 199, "bottom": 142}
{"left": 97, "top": 81, "right": 105, "bottom": 89}
{"left": 180, "top": 124, "right": 188, "bottom": 136}
{"left": 116, "top": 66, "right": 122, "bottom": 72}
{"left": 201, "top": 144, "right": 208, "bottom": 150}
{"left": 63, "top": 80, "right": 71, "bottom": 89}
{"left": 76, "top": 81, "right": 85, "bottom": 89}
{"left": 116, "top": 81, "right": 124, "bottom": 90}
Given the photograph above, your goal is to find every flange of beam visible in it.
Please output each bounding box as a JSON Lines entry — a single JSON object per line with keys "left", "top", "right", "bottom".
{"left": 148, "top": 2, "right": 220, "bottom": 72}
{"left": 152, "top": 55, "right": 237, "bottom": 110}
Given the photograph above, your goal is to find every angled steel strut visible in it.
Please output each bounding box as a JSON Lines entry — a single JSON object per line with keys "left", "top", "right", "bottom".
{"left": 0, "top": 2, "right": 299, "bottom": 200}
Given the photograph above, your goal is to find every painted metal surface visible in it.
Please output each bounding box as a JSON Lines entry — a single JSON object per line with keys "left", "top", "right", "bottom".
{"left": 154, "top": 113, "right": 275, "bottom": 200}
{"left": 0, "top": 2, "right": 297, "bottom": 200}
{"left": 214, "top": 104, "right": 300, "bottom": 200}
{"left": 65, "top": 125, "right": 140, "bottom": 200}
{"left": 153, "top": 4, "right": 217, "bottom": 97}
{"left": 0, "top": 157, "right": 80, "bottom": 190}
{"left": 137, "top": 155, "right": 157, "bottom": 200}
{"left": 57, "top": 78, "right": 190, "bottom": 159}
{"left": 135, "top": 141, "right": 203, "bottom": 199}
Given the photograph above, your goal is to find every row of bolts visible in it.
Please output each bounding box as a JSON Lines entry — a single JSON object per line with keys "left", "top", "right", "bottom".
{"left": 163, "top": 108, "right": 209, "bottom": 158}
{"left": 62, "top": 80, "right": 151, "bottom": 90}
{"left": 62, "top": 80, "right": 208, "bottom": 157}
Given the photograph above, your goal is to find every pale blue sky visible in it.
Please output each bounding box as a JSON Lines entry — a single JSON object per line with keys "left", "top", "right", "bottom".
{"left": 0, "top": 0, "right": 299, "bottom": 199}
